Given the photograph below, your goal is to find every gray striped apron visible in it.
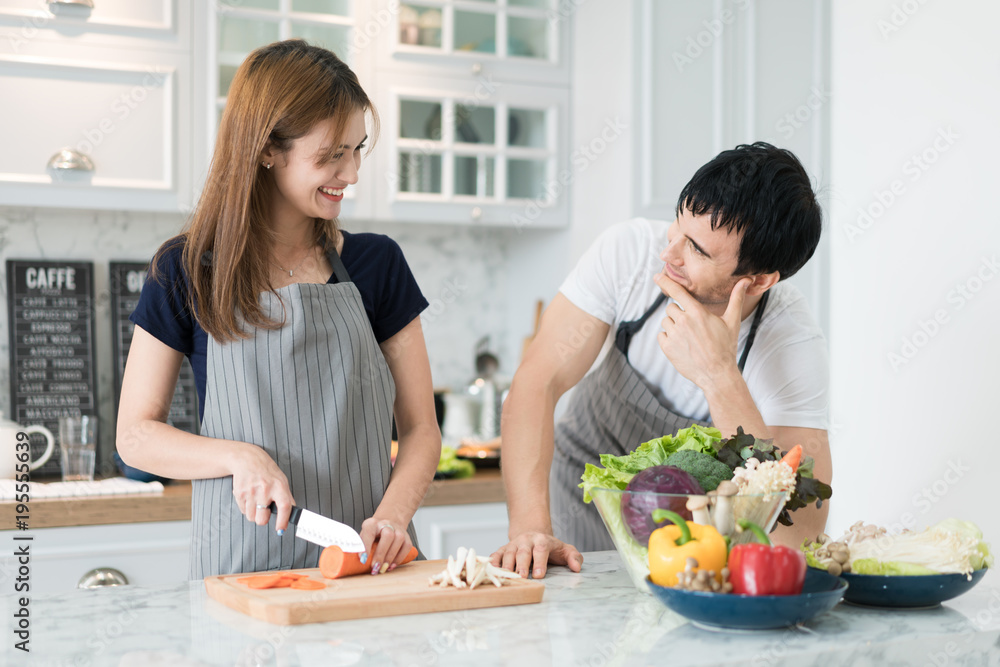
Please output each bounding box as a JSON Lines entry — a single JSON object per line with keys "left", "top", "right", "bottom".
{"left": 189, "top": 246, "right": 414, "bottom": 578}
{"left": 550, "top": 291, "right": 769, "bottom": 551}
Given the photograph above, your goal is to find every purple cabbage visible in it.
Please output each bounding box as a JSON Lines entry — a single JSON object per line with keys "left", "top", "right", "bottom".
{"left": 621, "top": 465, "right": 705, "bottom": 545}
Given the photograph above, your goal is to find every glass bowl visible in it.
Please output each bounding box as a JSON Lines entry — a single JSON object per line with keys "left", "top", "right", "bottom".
{"left": 589, "top": 486, "right": 787, "bottom": 593}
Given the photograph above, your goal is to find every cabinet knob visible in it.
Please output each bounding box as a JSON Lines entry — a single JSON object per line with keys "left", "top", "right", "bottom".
{"left": 78, "top": 568, "right": 129, "bottom": 589}
{"left": 47, "top": 148, "right": 95, "bottom": 173}
{"left": 471, "top": 206, "right": 483, "bottom": 221}
{"left": 471, "top": 62, "right": 483, "bottom": 76}
{"left": 47, "top": 0, "right": 95, "bottom": 8}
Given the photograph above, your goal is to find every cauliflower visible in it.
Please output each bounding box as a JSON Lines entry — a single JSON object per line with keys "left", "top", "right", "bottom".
{"left": 739, "top": 459, "right": 797, "bottom": 496}
{"left": 663, "top": 450, "right": 734, "bottom": 492}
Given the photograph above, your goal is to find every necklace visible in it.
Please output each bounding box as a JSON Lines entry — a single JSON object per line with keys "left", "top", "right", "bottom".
{"left": 274, "top": 247, "right": 315, "bottom": 277}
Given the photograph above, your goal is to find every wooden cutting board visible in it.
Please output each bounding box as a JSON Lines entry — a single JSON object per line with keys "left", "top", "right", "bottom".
{"left": 204, "top": 559, "right": 545, "bottom": 625}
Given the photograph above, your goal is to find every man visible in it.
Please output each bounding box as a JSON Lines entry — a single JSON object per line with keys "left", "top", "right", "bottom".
{"left": 492, "top": 142, "right": 831, "bottom": 579}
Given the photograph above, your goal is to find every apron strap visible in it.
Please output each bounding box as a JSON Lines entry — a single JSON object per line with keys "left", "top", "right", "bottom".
{"left": 737, "top": 289, "right": 769, "bottom": 373}
{"left": 614, "top": 288, "right": 771, "bottom": 373}
{"left": 614, "top": 293, "right": 666, "bottom": 354}
{"left": 323, "top": 239, "right": 352, "bottom": 284}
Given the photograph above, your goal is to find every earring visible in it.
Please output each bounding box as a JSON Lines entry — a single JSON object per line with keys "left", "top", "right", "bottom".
{"left": 263, "top": 162, "right": 271, "bottom": 169}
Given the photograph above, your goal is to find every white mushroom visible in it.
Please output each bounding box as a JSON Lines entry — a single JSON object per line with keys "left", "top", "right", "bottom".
{"left": 428, "top": 547, "right": 523, "bottom": 590}
{"left": 712, "top": 480, "right": 739, "bottom": 536}
{"left": 686, "top": 495, "right": 711, "bottom": 526}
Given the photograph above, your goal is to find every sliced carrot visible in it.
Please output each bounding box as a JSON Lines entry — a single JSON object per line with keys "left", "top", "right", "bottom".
{"left": 319, "top": 545, "right": 419, "bottom": 579}
{"left": 245, "top": 574, "right": 285, "bottom": 589}
{"left": 290, "top": 578, "right": 327, "bottom": 590}
{"left": 279, "top": 572, "right": 307, "bottom": 580}
{"left": 779, "top": 444, "right": 803, "bottom": 473}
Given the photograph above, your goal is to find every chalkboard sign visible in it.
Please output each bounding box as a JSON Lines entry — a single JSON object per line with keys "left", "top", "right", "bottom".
{"left": 6, "top": 260, "right": 98, "bottom": 478}
{"left": 109, "top": 262, "right": 199, "bottom": 434}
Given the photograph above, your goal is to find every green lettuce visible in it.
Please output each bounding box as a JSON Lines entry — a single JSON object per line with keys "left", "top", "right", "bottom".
{"left": 436, "top": 446, "right": 475, "bottom": 479}
{"left": 579, "top": 425, "right": 722, "bottom": 502}
{"left": 851, "top": 559, "right": 940, "bottom": 576}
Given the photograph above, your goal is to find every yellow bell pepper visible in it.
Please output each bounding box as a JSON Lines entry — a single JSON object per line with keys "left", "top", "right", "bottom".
{"left": 648, "top": 509, "right": 728, "bottom": 587}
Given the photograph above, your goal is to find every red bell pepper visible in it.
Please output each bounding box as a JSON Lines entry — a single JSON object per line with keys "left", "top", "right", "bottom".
{"left": 728, "top": 519, "right": 806, "bottom": 596}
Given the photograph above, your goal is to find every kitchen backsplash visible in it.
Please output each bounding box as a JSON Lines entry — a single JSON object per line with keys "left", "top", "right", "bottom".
{"left": 0, "top": 206, "right": 511, "bottom": 450}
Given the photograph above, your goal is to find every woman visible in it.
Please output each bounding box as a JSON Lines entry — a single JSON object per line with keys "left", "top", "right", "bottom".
{"left": 117, "top": 40, "right": 440, "bottom": 578}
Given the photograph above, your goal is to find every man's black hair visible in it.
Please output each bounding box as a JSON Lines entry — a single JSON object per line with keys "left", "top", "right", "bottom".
{"left": 675, "top": 141, "right": 821, "bottom": 280}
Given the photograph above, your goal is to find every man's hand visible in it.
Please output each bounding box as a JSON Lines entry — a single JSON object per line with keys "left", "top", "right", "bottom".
{"left": 490, "top": 532, "right": 583, "bottom": 579}
{"left": 653, "top": 273, "right": 751, "bottom": 388}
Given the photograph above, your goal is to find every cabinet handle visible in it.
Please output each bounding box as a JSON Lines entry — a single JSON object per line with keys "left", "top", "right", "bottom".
{"left": 47, "top": 148, "right": 95, "bottom": 173}
{"left": 471, "top": 62, "right": 483, "bottom": 76}
{"left": 78, "top": 568, "right": 129, "bottom": 589}
{"left": 47, "top": 0, "right": 95, "bottom": 8}
{"left": 471, "top": 206, "right": 483, "bottom": 221}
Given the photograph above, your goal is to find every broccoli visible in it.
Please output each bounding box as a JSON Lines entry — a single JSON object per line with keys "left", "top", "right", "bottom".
{"left": 664, "top": 450, "right": 733, "bottom": 492}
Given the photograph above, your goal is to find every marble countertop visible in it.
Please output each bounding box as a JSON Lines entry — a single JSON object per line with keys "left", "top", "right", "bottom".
{"left": 4, "top": 551, "right": 999, "bottom": 666}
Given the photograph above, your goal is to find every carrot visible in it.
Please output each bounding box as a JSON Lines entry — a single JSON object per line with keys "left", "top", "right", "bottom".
{"left": 244, "top": 574, "right": 285, "bottom": 589}
{"left": 319, "top": 545, "right": 419, "bottom": 579}
{"left": 779, "top": 444, "right": 803, "bottom": 473}
{"left": 290, "top": 578, "right": 326, "bottom": 590}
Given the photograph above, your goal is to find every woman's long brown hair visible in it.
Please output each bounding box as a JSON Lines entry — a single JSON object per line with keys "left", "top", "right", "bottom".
{"left": 154, "top": 40, "right": 379, "bottom": 342}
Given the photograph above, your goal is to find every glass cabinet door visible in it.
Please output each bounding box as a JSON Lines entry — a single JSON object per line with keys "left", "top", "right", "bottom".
{"left": 215, "top": 2, "right": 355, "bottom": 101}
{"left": 396, "top": 0, "right": 555, "bottom": 63}
{"left": 211, "top": 1, "right": 361, "bottom": 211}
{"left": 384, "top": 79, "right": 566, "bottom": 226}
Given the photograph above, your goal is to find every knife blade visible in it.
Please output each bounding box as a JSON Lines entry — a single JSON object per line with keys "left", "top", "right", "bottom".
{"left": 268, "top": 503, "right": 366, "bottom": 554}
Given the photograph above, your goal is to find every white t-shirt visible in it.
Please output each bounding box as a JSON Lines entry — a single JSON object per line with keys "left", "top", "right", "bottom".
{"left": 558, "top": 218, "right": 829, "bottom": 430}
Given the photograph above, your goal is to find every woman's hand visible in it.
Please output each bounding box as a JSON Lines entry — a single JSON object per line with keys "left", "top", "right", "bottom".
{"left": 229, "top": 442, "right": 295, "bottom": 532}
{"left": 360, "top": 517, "right": 413, "bottom": 575}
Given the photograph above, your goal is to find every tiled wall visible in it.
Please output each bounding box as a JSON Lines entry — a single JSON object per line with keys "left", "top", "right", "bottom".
{"left": 0, "top": 206, "right": 511, "bottom": 456}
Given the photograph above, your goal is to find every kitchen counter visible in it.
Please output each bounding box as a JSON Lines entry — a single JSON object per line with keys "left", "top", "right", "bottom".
{"left": 1, "top": 469, "right": 504, "bottom": 529}
{"left": 5, "top": 551, "right": 999, "bottom": 666}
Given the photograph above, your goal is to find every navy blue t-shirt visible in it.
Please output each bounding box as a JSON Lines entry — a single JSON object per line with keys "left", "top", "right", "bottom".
{"left": 129, "top": 230, "right": 429, "bottom": 422}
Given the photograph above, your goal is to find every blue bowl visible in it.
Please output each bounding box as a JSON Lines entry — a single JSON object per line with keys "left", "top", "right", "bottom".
{"left": 838, "top": 567, "right": 988, "bottom": 609}
{"left": 647, "top": 568, "right": 847, "bottom": 630}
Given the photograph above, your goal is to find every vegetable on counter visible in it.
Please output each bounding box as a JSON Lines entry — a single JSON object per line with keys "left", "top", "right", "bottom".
{"left": 803, "top": 519, "right": 994, "bottom": 577}
{"left": 800, "top": 533, "right": 852, "bottom": 576}
{"left": 579, "top": 425, "right": 724, "bottom": 502}
{"left": 729, "top": 519, "right": 806, "bottom": 596}
{"left": 319, "top": 545, "right": 419, "bottom": 579}
{"left": 715, "top": 428, "right": 832, "bottom": 527}
{"left": 621, "top": 465, "right": 705, "bottom": 545}
{"left": 428, "top": 547, "right": 521, "bottom": 589}
{"left": 663, "top": 449, "right": 734, "bottom": 492}
{"left": 648, "top": 509, "right": 728, "bottom": 588}
{"left": 579, "top": 424, "right": 834, "bottom": 587}
{"left": 236, "top": 571, "right": 326, "bottom": 590}
{"left": 437, "top": 446, "right": 476, "bottom": 479}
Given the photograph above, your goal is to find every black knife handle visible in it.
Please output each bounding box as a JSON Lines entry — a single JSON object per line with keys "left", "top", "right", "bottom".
{"left": 267, "top": 502, "right": 302, "bottom": 525}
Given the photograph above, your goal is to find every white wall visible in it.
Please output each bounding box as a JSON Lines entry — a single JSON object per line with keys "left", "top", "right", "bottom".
{"left": 827, "top": 0, "right": 1000, "bottom": 542}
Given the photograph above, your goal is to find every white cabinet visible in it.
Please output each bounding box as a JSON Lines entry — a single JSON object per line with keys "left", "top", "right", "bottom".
{"left": 373, "top": 0, "right": 570, "bottom": 87}
{"left": 193, "top": 0, "right": 571, "bottom": 227}
{"left": 412, "top": 501, "right": 508, "bottom": 560}
{"left": 0, "top": 1, "right": 193, "bottom": 212}
{"left": 0, "top": 521, "right": 190, "bottom": 595}
{"left": 366, "top": 0, "right": 571, "bottom": 227}
{"left": 0, "top": 0, "right": 188, "bottom": 50}
{"left": 370, "top": 73, "right": 569, "bottom": 226}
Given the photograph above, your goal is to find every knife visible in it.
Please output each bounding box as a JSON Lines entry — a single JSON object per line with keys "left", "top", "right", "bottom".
{"left": 268, "top": 503, "right": 367, "bottom": 554}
